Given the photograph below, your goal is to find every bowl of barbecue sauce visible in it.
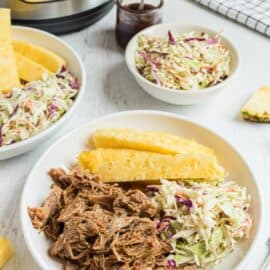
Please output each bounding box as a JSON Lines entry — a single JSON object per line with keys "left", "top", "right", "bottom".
{"left": 116, "top": 0, "right": 163, "bottom": 48}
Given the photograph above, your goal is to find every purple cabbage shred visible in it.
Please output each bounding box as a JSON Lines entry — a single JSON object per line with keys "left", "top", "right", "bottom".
{"left": 57, "top": 66, "right": 67, "bottom": 79}
{"left": 146, "top": 185, "right": 159, "bottom": 193}
{"left": 10, "top": 105, "right": 19, "bottom": 118}
{"left": 59, "top": 66, "right": 67, "bottom": 73}
{"left": 56, "top": 73, "right": 65, "bottom": 79}
{"left": 161, "top": 216, "right": 176, "bottom": 222}
{"left": 146, "top": 50, "right": 168, "bottom": 57}
{"left": 69, "top": 78, "right": 80, "bottom": 89}
{"left": 139, "top": 51, "right": 161, "bottom": 85}
{"left": 184, "top": 37, "right": 206, "bottom": 42}
{"left": 167, "top": 259, "right": 176, "bottom": 269}
{"left": 168, "top": 30, "right": 176, "bottom": 45}
{"left": 157, "top": 216, "right": 176, "bottom": 232}
{"left": 50, "top": 102, "right": 57, "bottom": 115}
{"left": 207, "top": 37, "right": 218, "bottom": 45}
{"left": 175, "top": 195, "right": 193, "bottom": 208}
{"left": 139, "top": 51, "right": 158, "bottom": 68}
{"left": 156, "top": 221, "right": 169, "bottom": 232}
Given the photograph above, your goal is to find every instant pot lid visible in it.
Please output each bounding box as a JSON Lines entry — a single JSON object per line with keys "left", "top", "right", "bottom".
{"left": 2, "top": 0, "right": 114, "bottom": 34}
{"left": 6, "top": 0, "right": 112, "bottom": 20}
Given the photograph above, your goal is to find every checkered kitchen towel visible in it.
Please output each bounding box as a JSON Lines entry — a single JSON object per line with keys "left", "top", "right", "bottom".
{"left": 194, "top": 0, "right": 270, "bottom": 37}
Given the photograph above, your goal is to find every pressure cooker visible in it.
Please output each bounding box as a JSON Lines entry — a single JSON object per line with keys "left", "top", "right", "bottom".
{"left": 0, "top": 0, "right": 114, "bottom": 34}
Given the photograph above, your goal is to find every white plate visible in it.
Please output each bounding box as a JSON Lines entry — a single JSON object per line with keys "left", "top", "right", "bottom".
{"left": 0, "top": 26, "right": 86, "bottom": 160}
{"left": 20, "top": 110, "right": 261, "bottom": 270}
{"left": 125, "top": 23, "right": 239, "bottom": 105}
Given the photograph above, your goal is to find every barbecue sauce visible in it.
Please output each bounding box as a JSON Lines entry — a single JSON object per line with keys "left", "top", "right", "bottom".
{"left": 116, "top": 2, "right": 163, "bottom": 48}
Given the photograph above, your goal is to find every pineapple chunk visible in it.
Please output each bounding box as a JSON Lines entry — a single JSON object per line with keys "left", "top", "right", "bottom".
{"left": 13, "top": 40, "right": 66, "bottom": 72}
{"left": 78, "top": 149, "right": 225, "bottom": 182}
{"left": 0, "top": 237, "right": 14, "bottom": 268}
{"left": 93, "top": 128, "right": 215, "bottom": 156}
{"left": 0, "top": 9, "right": 20, "bottom": 90}
{"left": 1, "top": 89, "right": 11, "bottom": 95}
{"left": 15, "top": 52, "right": 50, "bottom": 82}
{"left": 242, "top": 86, "right": 270, "bottom": 122}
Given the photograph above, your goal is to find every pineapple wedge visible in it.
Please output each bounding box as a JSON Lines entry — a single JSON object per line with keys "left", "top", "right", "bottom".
{"left": 13, "top": 40, "right": 67, "bottom": 72}
{"left": 0, "top": 237, "right": 14, "bottom": 268}
{"left": 242, "top": 86, "right": 270, "bottom": 122}
{"left": 78, "top": 149, "right": 225, "bottom": 183}
{"left": 15, "top": 52, "right": 50, "bottom": 82}
{"left": 0, "top": 9, "right": 20, "bottom": 91}
{"left": 92, "top": 128, "right": 215, "bottom": 156}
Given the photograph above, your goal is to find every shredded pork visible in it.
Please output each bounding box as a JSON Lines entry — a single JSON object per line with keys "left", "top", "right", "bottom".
{"left": 28, "top": 167, "right": 171, "bottom": 270}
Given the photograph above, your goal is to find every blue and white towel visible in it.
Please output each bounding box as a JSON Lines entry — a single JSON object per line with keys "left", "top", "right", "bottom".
{"left": 194, "top": 0, "right": 270, "bottom": 37}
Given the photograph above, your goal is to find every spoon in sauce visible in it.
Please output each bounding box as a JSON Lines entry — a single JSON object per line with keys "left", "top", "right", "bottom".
{"left": 138, "top": 0, "right": 144, "bottom": 11}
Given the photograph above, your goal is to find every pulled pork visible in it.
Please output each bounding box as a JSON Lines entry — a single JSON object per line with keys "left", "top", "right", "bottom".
{"left": 28, "top": 167, "right": 171, "bottom": 270}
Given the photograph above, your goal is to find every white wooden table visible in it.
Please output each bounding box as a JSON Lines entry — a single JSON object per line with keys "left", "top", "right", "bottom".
{"left": 1, "top": 0, "right": 270, "bottom": 269}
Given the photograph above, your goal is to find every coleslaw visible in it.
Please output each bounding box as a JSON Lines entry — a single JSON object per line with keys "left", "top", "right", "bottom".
{"left": 152, "top": 179, "right": 252, "bottom": 268}
{"left": 136, "top": 31, "right": 231, "bottom": 90}
{"left": 0, "top": 68, "right": 79, "bottom": 147}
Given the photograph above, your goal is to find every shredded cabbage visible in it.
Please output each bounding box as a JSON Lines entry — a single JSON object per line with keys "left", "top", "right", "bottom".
{"left": 153, "top": 179, "right": 252, "bottom": 268}
{"left": 0, "top": 69, "right": 79, "bottom": 147}
{"left": 136, "top": 31, "right": 231, "bottom": 90}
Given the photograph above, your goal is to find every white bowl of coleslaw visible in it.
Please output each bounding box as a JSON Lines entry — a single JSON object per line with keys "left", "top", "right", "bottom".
{"left": 125, "top": 24, "right": 239, "bottom": 105}
{"left": 0, "top": 26, "right": 86, "bottom": 160}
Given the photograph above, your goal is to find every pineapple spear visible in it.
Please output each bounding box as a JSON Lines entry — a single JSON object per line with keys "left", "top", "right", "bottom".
{"left": 0, "top": 237, "right": 14, "bottom": 268}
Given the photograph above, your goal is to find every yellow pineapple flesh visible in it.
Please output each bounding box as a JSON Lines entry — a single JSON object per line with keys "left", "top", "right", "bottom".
{"left": 13, "top": 40, "right": 67, "bottom": 72}
{"left": 0, "top": 237, "right": 14, "bottom": 268}
{"left": 0, "top": 9, "right": 20, "bottom": 91}
{"left": 15, "top": 52, "right": 50, "bottom": 82}
{"left": 242, "top": 86, "right": 270, "bottom": 122}
{"left": 78, "top": 148, "right": 225, "bottom": 183}
{"left": 93, "top": 128, "right": 215, "bottom": 156}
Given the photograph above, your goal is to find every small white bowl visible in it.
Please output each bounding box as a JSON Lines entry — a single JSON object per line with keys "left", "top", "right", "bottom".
{"left": 0, "top": 26, "right": 86, "bottom": 160}
{"left": 125, "top": 24, "right": 239, "bottom": 105}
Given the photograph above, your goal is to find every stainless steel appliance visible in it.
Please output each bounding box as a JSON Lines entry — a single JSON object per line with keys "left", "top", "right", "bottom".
{"left": 1, "top": 0, "right": 114, "bottom": 34}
